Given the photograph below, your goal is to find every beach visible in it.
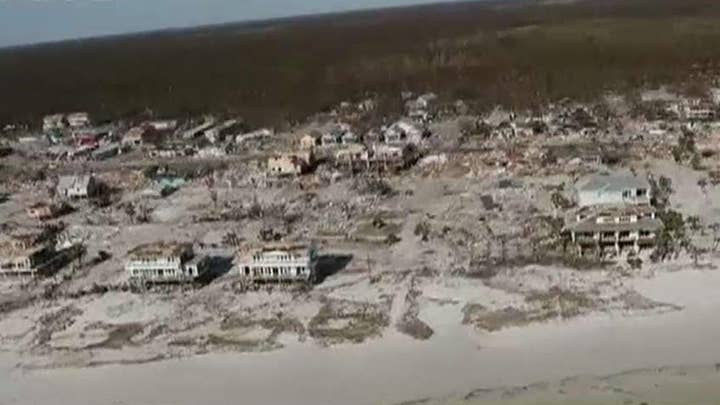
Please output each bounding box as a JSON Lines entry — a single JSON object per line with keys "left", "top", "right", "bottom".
{"left": 2, "top": 265, "right": 720, "bottom": 405}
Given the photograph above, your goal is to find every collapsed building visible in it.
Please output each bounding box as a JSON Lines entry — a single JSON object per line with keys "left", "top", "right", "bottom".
{"left": 26, "top": 202, "right": 62, "bottom": 221}
{"left": 56, "top": 174, "right": 98, "bottom": 199}
{"left": 268, "top": 151, "right": 313, "bottom": 176}
{"left": 125, "top": 242, "right": 208, "bottom": 283}
{"left": 235, "top": 243, "right": 318, "bottom": 283}
{"left": 0, "top": 229, "right": 61, "bottom": 278}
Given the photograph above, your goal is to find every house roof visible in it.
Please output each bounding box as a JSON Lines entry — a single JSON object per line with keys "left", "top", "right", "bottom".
{"left": 564, "top": 204, "right": 663, "bottom": 233}
{"left": 576, "top": 171, "right": 650, "bottom": 193}
{"left": 0, "top": 241, "right": 43, "bottom": 258}
{"left": 127, "top": 242, "right": 190, "bottom": 259}
{"left": 57, "top": 175, "right": 93, "bottom": 191}
{"left": 566, "top": 217, "right": 664, "bottom": 234}
{"left": 0, "top": 230, "right": 45, "bottom": 257}
{"left": 237, "top": 242, "right": 312, "bottom": 257}
{"left": 28, "top": 201, "right": 54, "bottom": 210}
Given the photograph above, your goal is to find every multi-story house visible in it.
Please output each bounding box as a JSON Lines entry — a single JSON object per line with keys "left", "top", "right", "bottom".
{"left": 236, "top": 243, "right": 318, "bottom": 283}
{"left": 126, "top": 242, "right": 207, "bottom": 283}
{"left": 564, "top": 204, "right": 663, "bottom": 256}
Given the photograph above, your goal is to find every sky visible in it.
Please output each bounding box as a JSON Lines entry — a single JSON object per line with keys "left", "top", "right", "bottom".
{"left": 0, "top": 0, "right": 458, "bottom": 48}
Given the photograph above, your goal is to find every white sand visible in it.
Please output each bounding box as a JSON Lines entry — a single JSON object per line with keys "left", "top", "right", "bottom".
{"left": 2, "top": 267, "right": 720, "bottom": 405}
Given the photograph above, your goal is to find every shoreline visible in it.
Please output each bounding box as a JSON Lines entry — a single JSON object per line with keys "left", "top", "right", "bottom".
{"left": 2, "top": 265, "right": 720, "bottom": 404}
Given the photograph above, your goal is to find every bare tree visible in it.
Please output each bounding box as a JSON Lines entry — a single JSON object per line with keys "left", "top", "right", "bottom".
{"left": 124, "top": 203, "right": 136, "bottom": 224}
{"left": 711, "top": 223, "right": 720, "bottom": 252}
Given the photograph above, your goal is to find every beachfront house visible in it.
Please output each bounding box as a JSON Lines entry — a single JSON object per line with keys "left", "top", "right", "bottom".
{"left": 564, "top": 204, "right": 663, "bottom": 256}
{"left": 235, "top": 243, "right": 318, "bottom": 283}
{"left": 125, "top": 242, "right": 208, "bottom": 283}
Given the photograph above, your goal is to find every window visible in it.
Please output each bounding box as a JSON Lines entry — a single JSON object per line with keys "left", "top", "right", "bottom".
{"left": 244, "top": 266, "right": 250, "bottom": 275}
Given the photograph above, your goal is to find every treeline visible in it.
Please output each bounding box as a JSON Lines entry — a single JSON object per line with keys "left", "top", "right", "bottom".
{"left": 2, "top": 0, "right": 720, "bottom": 127}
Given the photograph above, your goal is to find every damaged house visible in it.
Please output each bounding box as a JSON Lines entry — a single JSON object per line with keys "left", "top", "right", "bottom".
{"left": 26, "top": 202, "right": 62, "bottom": 221}
{"left": 564, "top": 204, "right": 663, "bottom": 256}
{"left": 405, "top": 92, "right": 437, "bottom": 121}
{"left": 56, "top": 174, "right": 98, "bottom": 199}
{"left": 268, "top": 151, "right": 312, "bottom": 176}
{"left": 368, "top": 144, "right": 416, "bottom": 171}
{"left": 125, "top": 242, "right": 208, "bottom": 283}
{"left": 204, "top": 119, "right": 242, "bottom": 144}
{"left": 683, "top": 98, "right": 715, "bottom": 121}
{"left": 565, "top": 171, "right": 661, "bottom": 256}
{"left": 66, "top": 112, "right": 91, "bottom": 128}
{"left": 383, "top": 120, "right": 426, "bottom": 144}
{"left": 121, "top": 126, "right": 152, "bottom": 147}
{"left": 0, "top": 230, "right": 59, "bottom": 278}
{"left": 334, "top": 144, "right": 369, "bottom": 171}
{"left": 317, "top": 123, "right": 355, "bottom": 147}
{"left": 42, "top": 114, "right": 66, "bottom": 132}
{"left": 235, "top": 243, "right": 318, "bottom": 283}
{"left": 300, "top": 132, "right": 322, "bottom": 151}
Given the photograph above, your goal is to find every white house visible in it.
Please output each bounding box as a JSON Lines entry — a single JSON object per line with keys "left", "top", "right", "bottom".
{"left": 66, "top": 112, "right": 90, "bottom": 128}
{"left": 236, "top": 243, "right": 318, "bottom": 283}
{"left": 384, "top": 120, "right": 425, "bottom": 144}
{"left": 575, "top": 172, "right": 652, "bottom": 208}
{"left": 121, "top": 126, "right": 150, "bottom": 147}
{"left": 204, "top": 119, "right": 241, "bottom": 144}
{"left": 56, "top": 175, "right": 97, "bottom": 199}
{"left": 42, "top": 114, "right": 65, "bottom": 132}
{"left": 125, "top": 242, "right": 208, "bottom": 283}
{"left": 146, "top": 120, "right": 178, "bottom": 131}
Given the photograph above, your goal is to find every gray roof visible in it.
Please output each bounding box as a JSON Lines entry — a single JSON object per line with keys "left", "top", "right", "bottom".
{"left": 566, "top": 217, "right": 663, "bottom": 233}
{"left": 57, "top": 175, "right": 92, "bottom": 190}
{"left": 576, "top": 172, "right": 650, "bottom": 193}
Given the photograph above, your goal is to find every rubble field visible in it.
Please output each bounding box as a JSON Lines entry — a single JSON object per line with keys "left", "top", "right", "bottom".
{"left": 4, "top": 90, "right": 720, "bottom": 371}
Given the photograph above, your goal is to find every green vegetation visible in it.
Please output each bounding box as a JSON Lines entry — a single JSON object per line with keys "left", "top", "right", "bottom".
{"left": 3, "top": 0, "right": 720, "bottom": 127}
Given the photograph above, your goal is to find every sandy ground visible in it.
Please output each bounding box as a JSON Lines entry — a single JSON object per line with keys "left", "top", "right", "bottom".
{"left": 2, "top": 138, "right": 720, "bottom": 405}
{"left": 2, "top": 266, "right": 720, "bottom": 405}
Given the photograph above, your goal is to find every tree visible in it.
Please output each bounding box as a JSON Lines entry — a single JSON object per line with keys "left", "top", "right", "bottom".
{"left": 210, "top": 189, "right": 218, "bottom": 210}
{"left": 143, "top": 165, "right": 159, "bottom": 179}
{"left": 136, "top": 203, "right": 150, "bottom": 223}
{"left": 458, "top": 117, "right": 475, "bottom": 136}
{"left": 686, "top": 215, "right": 702, "bottom": 234}
{"left": 650, "top": 175, "right": 673, "bottom": 209}
{"left": 414, "top": 221, "right": 431, "bottom": 242}
{"left": 710, "top": 223, "right": 720, "bottom": 252}
{"left": 124, "top": 203, "right": 136, "bottom": 224}
{"left": 698, "top": 178, "right": 708, "bottom": 196}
